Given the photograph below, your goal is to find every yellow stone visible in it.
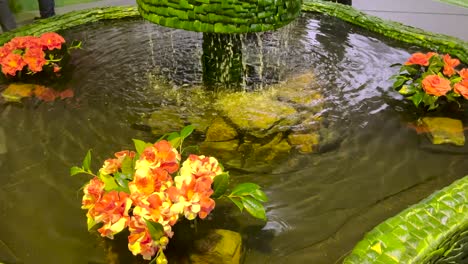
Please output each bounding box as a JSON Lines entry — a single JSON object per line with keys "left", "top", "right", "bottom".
{"left": 420, "top": 117, "right": 465, "bottom": 146}
{"left": 288, "top": 133, "right": 320, "bottom": 153}
{"left": 190, "top": 229, "right": 242, "bottom": 264}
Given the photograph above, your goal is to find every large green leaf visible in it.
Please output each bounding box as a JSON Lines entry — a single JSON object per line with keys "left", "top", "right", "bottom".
{"left": 230, "top": 183, "right": 261, "bottom": 196}
{"left": 70, "top": 166, "right": 86, "bottom": 176}
{"left": 398, "top": 84, "right": 417, "bottom": 95}
{"left": 100, "top": 174, "right": 120, "bottom": 192}
{"left": 392, "top": 76, "right": 410, "bottom": 89}
{"left": 409, "top": 91, "right": 424, "bottom": 107}
{"left": 250, "top": 189, "right": 268, "bottom": 203}
{"left": 133, "top": 139, "right": 151, "bottom": 155}
{"left": 180, "top": 124, "right": 194, "bottom": 139}
{"left": 228, "top": 197, "right": 244, "bottom": 212}
{"left": 211, "top": 173, "right": 230, "bottom": 199}
{"left": 241, "top": 196, "right": 266, "bottom": 220}
{"left": 144, "top": 219, "right": 165, "bottom": 241}
{"left": 120, "top": 156, "right": 134, "bottom": 176}
{"left": 82, "top": 150, "right": 92, "bottom": 172}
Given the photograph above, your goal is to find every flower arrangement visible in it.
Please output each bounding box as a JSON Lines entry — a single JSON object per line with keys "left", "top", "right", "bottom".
{"left": 0, "top": 32, "right": 81, "bottom": 80}
{"left": 392, "top": 52, "right": 468, "bottom": 110}
{"left": 71, "top": 125, "right": 268, "bottom": 263}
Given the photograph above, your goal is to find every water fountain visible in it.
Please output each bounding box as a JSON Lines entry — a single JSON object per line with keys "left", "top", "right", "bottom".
{"left": 0, "top": 1, "right": 467, "bottom": 263}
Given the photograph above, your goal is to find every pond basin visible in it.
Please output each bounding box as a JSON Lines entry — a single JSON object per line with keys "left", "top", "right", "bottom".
{"left": 0, "top": 12, "right": 467, "bottom": 264}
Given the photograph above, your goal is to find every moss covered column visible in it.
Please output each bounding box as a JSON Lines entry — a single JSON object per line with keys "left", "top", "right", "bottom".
{"left": 202, "top": 33, "right": 244, "bottom": 90}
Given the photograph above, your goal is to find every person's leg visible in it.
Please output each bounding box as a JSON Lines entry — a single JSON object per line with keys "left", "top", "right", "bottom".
{"left": 38, "top": 0, "right": 55, "bottom": 18}
{"left": 0, "top": 0, "right": 17, "bottom": 32}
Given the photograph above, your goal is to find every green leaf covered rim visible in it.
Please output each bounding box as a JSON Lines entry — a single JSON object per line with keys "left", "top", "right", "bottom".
{"left": 0, "top": 1, "right": 467, "bottom": 63}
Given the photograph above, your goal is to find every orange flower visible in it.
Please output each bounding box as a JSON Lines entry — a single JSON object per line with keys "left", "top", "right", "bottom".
{"left": 129, "top": 167, "right": 173, "bottom": 196}
{"left": 92, "top": 191, "right": 132, "bottom": 239}
{"left": 179, "top": 154, "right": 223, "bottom": 180}
{"left": 421, "top": 74, "right": 452, "bottom": 96}
{"left": 405, "top": 52, "right": 436, "bottom": 66}
{"left": 1, "top": 53, "right": 26, "bottom": 76}
{"left": 9, "top": 36, "right": 41, "bottom": 49}
{"left": 23, "top": 48, "right": 46, "bottom": 73}
{"left": 99, "top": 150, "right": 135, "bottom": 175}
{"left": 138, "top": 140, "right": 180, "bottom": 174}
{"left": 459, "top": 68, "right": 468, "bottom": 79}
{"left": 128, "top": 216, "right": 159, "bottom": 260}
{"left": 40, "top": 32, "right": 66, "bottom": 50}
{"left": 82, "top": 177, "right": 105, "bottom": 210}
{"left": 443, "top": 54, "right": 460, "bottom": 77}
{"left": 454, "top": 79, "right": 468, "bottom": 99}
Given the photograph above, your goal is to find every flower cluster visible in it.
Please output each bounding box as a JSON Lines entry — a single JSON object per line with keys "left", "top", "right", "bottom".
{"left": 0, "top": 32, "right": 79, "bottom": 78}
{"left": 392, "top": 52, "right": 468, "bottom": 110}
{"left": 73, "top": 126, "right": 267, "bottom": 263}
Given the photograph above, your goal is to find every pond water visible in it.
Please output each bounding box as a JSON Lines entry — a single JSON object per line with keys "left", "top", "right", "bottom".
{"left": 1, "top": 13, "right": 468, "bottom": 264}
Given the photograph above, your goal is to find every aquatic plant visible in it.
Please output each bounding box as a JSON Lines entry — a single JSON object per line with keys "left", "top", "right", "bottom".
{"left": 392, "top": 52, "right": 468, "bottom": 110}
{"left": 71, "top": 125, "right": 267, "bottom": 263}
{"left": 0, "top": 32, "right": 80, "bottom": 80}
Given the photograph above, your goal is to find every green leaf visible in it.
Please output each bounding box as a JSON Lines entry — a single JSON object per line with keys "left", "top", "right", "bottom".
{"left": 400, "top": 65, "right": 419, "bottom": 75}
{"left": 87, "top": 216, "right": 98, "bottom": 231}
{"left": 398, "top": 85, "right": 417, "bottom": 95}
{"left": 228, "top": 197, "right": 244, "bottom": 212}
{"left": 241, "top": 196, "right": 267, "bottom": 220}
{"left": 166, "top": 132, "right": 180, "bottom": 141}
{"left": 211, "top": 173, "right": 230, "bottom": 199}
{"left": 114, "top": 172, "right": 131, "bottom": 192}
{"left": 70, "top": 166, "right": 86, "bottom": 176}
{"left": 230, "top": 183, "right": 261, "bottom": 196}
{"left": 450, "top": 76, "right": 463, "bottom": 85}
{"left": 409, "top": 92, "right": 424, "bottom": 107}
{"left": 133, "top": 139, "right": 151, "bottom": 155}
{"left": 82, "top": 150, "right": 92, "bottom": 172}
{"left": 250, "top": 189, "right": 268, "bottom": 203}
{"left": 120, "top": 156, "right": 134, "bottom": 176}
{"left": 100, "top": 174, "right": 120, "bottom": 192}
{"left": 144, "top": 219, "right": 165, "bottom": 241}
{"left": 422, "top": 93, "right": 439, "bottom": 108}
{"left": 180, "top": 125, "right": 194, "bottom": 139}
{"left": 392, "top": 76, "right": 410, "bottom": 89}
{"left": 389, "top": 63, "right": 402, "bottom": 68}
{"left": 169, "top": 137, "right": 182, "bottom": 149}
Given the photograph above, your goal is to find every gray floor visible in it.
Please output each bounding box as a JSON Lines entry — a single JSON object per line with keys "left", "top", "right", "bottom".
{"left": 6, "top": 0, "right": 468, "bottom": 42}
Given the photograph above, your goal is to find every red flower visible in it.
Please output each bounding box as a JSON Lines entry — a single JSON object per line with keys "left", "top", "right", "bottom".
{"left": 421, "top": 74, "right": 452, "bottom": 96}
{"left": 40, "top": 32, "right": 66, "bottom": 50}
{"left": 442, "top": 54, "right": 460, "bottom": 77}
{"left": 82, "top": 177, "right": 105, "bottom": 210}
{"left": 405, "top": 52, "right": 436, "bottom": 66}
{"left": 23, "top": 48, "right": 47, "bottom": 73}
{"left": 1, "top": 53, "right": 26, "bottom": 76}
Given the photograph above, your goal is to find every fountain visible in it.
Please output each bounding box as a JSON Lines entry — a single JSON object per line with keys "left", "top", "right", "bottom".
{"left": 0, "top": 1, "right": 468, "bottom": 263}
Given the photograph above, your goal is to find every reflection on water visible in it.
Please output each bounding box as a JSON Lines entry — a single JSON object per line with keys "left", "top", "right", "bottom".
{"left": 0, "top": 13, "right": 467, "bottom": 264}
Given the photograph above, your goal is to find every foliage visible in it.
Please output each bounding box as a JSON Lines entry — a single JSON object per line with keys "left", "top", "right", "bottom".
{"left": 71, "top": 125, "right": 268, "bottom": 263}
{"left": 0, "top": 32, "right": 81, "bottom": 81}
{"left": 391, "top": 52, "right": 468, "bottom": 110}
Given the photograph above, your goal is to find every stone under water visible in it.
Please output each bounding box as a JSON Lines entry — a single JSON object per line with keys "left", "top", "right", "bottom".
{"left": 420, "top": 117, "right": 465, "bottom": 146}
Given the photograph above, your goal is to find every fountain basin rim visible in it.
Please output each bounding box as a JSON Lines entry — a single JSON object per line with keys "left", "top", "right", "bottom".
{"left": 0, "top": 2, "right": 467, "bottom": 63}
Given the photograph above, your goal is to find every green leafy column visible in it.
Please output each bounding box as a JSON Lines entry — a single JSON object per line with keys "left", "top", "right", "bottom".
{"left": 344, "top": 175, "right": 468, "bottom": 263}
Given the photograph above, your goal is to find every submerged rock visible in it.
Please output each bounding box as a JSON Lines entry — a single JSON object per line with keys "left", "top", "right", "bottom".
{"left": 288, "top": 132, "right": 320, "bottom": 153}
{"left": 205, "top": 117, "right": 238, "bottom": 142}
{"left": 146, "top": 107, "right": 186, "bottom": 136}
{"left": 190, "top": 229, "right": 242, "bottom": 264}
{"left": 215, "top": 91, "right": 298, "bottom": 138}
{"left": 200, "top": 140, "right": 240, "bottom": 162}
{"left": 419, "top": 117, "right": 465, "bottom": 146}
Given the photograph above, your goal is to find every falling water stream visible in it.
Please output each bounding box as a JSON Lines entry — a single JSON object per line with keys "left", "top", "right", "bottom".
{"left": 0, "top": 13, "right": 467, "bottom": 264}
